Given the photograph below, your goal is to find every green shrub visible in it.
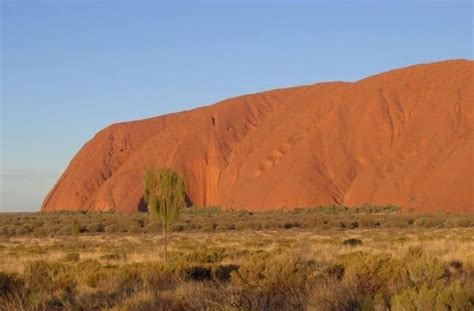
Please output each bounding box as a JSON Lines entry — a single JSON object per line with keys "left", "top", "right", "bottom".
{"left": 127, "top": 223, "right": 143, "bottom": 234}
{"left": 169, "top": 223, "right": 184, "bottom": 232}
{"left": 217, "top": 223, "right": 236, "bottom": 231}
{"left": 355, "top": 204, "right": 400, "bottom": 213}
{"left": 104, "top": 224, "right": 123, "bottom": 233}
{"left": 354, "top": 216, "right": 380, "bottom": 228}
{"left": 46, "top": 223, "right": 66, "bottom": 235}
{"left": 435, "top": 281, "right": 473, "bottom": 310}
{"left": 309, "top": 274, "right": 359, "bottom": 310}
{"left": 391, "top": 286, "right": 437, "bottom": 310}
{"left": 15, "top": 225, "right": 31, "bottom": 235}
{"left": 359, "top": 293, "right": 388, "bottom": 311}
{"left": 391, "top": 282, "right": 472, "bottom": 311}
{"left": 200, "top": 223, "right": 217, "bottom": 232}
{"left": 30, "top": 220, "right": 45, "bottom": 229}
{"left": 111, "top": 264, "right": 144, "bottom": 293}
{"left": 141, "top": 264, "right": 175, "bottom": 291}
{"left": 1, "top": 225, "right": 16, "bottom": 237}
{"left": 56, "top": 225, "right": 73, "bottom": 235}
{"left": 112, "top": 291, "right": 156, "bottom": 311}
{"left": 414, "top": 217, "right": 443, "bottom": 228}
{"left": 86, "top": 223, "right": 105, "bottom": 233}
{"left": 84, "top": 270, "right": 109, "bottom": 289}
{"left": 23, "top": 261, "right": 77, "bottom": 294}
{"left": 444, "top": 217, "right": 472, "bottom": 228}
{"left": 230, "top": 253, "right": 313, "bottom": 309}
{"left": 380, "top": 218, "right": 410, "bottom": 228}
{"left": 406, "top": 257, "right": 446, "bottom": 288}
{"left": 261, "top": 221, "right": 280, "bottom": 230}
{"left": 341, "top": 252, "right": 393, "bottom": 295}
{"left": 143, "top": 222, "right": 161, "bottom": 233}
{"left": 32, "top": 227, "right": 47, "bottom": 237}
{"left": 72, "top": 219, "right": 81, "bottom": 236}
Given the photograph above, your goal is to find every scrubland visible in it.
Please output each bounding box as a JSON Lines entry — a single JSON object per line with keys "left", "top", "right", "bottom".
{"left": 0, "top": 206, "right": 473, "bottom": 310}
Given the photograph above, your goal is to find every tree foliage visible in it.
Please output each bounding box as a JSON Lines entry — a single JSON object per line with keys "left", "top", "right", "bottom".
{"left": 144, "top": 167, "right": 186, "bottom": 229}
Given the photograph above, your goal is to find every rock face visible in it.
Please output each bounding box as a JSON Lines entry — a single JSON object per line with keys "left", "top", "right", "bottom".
{"left": 42, "top": 60, "right": 473, "bottom": 213}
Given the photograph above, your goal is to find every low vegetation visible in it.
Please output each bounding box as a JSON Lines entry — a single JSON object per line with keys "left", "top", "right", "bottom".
{"left": 0, "top": 206, "right": 473, "bottom": 310}
{"left": 1, "top": 205, "right": 472, "bottom": 238}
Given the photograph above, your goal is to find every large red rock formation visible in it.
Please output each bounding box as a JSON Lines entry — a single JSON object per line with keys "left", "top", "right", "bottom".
{"left": 42, "top": 60, "right": 473, "bottom": 213}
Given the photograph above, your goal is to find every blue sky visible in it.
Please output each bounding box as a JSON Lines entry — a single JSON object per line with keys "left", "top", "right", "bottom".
{"left": 1, "top": 1, "right": 472, "bottom": 212}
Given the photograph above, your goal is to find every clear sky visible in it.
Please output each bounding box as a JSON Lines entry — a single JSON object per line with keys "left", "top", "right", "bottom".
{"left": 1, "top": 1, "right": 472, "bottom": 212}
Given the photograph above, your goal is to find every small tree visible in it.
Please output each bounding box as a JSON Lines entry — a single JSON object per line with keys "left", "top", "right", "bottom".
{"left": 144, "top": 167, "right": 185, "bottom": 263}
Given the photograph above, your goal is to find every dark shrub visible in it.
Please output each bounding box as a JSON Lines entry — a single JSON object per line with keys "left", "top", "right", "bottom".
{"left": 448, "top": 260, "right": 463, "bottom": 270}
{"left": 169, "top": 224, "right": 184, "bottom": 232}
{"left": 183, "top": 266, "right": 212, "bottom": 281}
{"left": 350, "top": 221, "right": 359, "bottom": 229}
{"left": 283, "top": 222, "right": 300, "bottom": 229}
{"left": 64, "top": 251, "right": 80, "bottom": 262}
{"left": 343, "top": 238, "right": 363, "bottom": 247}
{"left": 407, "top": 246, "right": 424, "bottom": 258}
{"left": 0, "top": 272, "right": 23, "bottom": 296}
{"left": 213, "top": 264, "right": 239, "bottom": 282}
{"left": 101, "top": 252, "right": 127, "bottom": 261}
{"left": 325, "top": 264, "right": 345, "bottom": 280}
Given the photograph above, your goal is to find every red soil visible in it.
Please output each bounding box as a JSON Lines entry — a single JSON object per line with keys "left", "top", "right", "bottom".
{"left": 42, "top": 60, "right": 474, "bottom": 213}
